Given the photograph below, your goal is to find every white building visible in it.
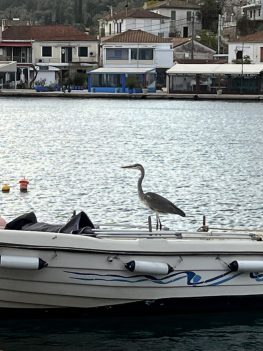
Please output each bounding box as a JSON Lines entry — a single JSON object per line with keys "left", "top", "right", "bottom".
{"left": 88, "top": 29, "right": 173, "bottom": 93}
{"left": 0, "top": 24, "right": 99, "bottom": 86}
{"left": 144, "top": 0, "right": 202, "bottom": 38}
{"left": 228, "top": 31, "right": 263, "bottom": 64}
{"left": 102, "top": 29, "right": 173, "bottom": 69}
{"left": 241, "top": 0, "right": 263, "bottom": 21}
{"left": 99, "top": 8, "right": 170, "bottom": 38}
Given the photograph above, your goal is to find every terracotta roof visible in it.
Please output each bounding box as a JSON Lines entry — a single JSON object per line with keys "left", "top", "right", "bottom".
{"left": 103, "top": 8, "right": 169, "bottom": 21}
{"left": 171, "top": 37, "right": 191, "bottom": 47}
{"left": 102, "top": 30, "right": 173, "bottom": 43}
{"left": 231, "top": 31, "right": 263, "bottom": 43}
{"left": 2, "top": 25, "right": 97, "bottom": 41}
{"left": 146, "top": 0, "right": 200, "bottom": 10}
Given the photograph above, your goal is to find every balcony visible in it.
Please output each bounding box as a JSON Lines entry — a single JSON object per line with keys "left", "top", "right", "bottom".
{"left": 6, "top": 55, "right": 32, "bottom": 63}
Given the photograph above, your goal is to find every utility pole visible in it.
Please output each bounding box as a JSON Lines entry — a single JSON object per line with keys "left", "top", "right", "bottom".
{"left": 241, "top": 41, "right": 244, "bottom": 94}
{"left": 191, "top": 12, "right": 195, "bottom": 60}
{"left": 217, "top": 14, "right": 221, "bottom": 54}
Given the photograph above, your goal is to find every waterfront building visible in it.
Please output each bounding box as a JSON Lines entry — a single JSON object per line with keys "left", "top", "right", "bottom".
{"left": 89, "top": 29, "right": 173, "bottom": 93}
{"left": 99, "top": 8, "right": 170, "bottom": 38}
{"left": 166, "top": 63, "right": 263, "bottom": 94}
{"left": 0, "top": 23, "right": 99, "bottom": 88}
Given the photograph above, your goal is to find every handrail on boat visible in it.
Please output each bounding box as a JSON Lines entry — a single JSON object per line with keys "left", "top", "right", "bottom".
{"left": 90, "top": 229, "right": 263, "bottom": 241}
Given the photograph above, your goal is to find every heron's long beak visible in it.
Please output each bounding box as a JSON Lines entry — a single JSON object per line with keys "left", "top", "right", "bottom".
{"left": 121, "top": 165, "right": 134, "bottom": 169}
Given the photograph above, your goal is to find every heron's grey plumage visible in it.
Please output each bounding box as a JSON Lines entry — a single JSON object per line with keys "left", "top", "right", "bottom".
{"left": 122, "top": 163, "right": 185, "bottom": 229}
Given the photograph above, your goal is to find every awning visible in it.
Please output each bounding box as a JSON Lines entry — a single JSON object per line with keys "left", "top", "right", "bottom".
{"left": 167, "top": 63, "right": 263, "bottom": 75}
{"left": 0, "top": 42, "right": 32, "bottom": 47}
{"left": 88, "top": 67, "right": 156, "bottom": 74}
{"left": 0, "top": 61, "right": 17, "bottom": 72}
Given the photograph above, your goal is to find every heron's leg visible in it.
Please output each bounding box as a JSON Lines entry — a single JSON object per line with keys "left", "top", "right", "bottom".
{"left": 156, "top": 213, "right": 162, "bottom": 230}
{"left": 156, "top": 213, "right": 159, "bottom": 230}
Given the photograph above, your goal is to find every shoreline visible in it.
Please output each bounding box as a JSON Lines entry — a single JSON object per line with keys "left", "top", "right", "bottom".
{"left": 1, "top": 89, "right": 263, "bottom": 101}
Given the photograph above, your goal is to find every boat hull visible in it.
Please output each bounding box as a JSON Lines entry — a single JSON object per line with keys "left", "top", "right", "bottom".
{"left": 1, "top": 229, "right": 263, "bottom": 312}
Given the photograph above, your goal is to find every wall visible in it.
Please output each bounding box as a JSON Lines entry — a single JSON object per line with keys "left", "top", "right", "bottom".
{"left": 102, "top": 43, "right": 173, "bottom": 68}
{"left": 104, "top": 18, "right": 170, "bottom": 37}
{"left": 228, "top": 42, "right": 262, "bottom": 63}
{"left": 36, "top": 70, "right": 57, "bottom": 85}
{"left": 151, "top": 8, "right": 202, "bottom": 37}
{"left": 32, "top": 41, "right": 98, "bottom": 64}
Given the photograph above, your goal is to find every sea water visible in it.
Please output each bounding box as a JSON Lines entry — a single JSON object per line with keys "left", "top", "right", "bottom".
{"left": 0, "top": 97, "right": 262, "bottom": 350}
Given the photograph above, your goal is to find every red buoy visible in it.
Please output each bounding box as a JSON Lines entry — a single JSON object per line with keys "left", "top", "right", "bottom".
{"left": 19, "top": 177, "right": 29, "bottom": 192}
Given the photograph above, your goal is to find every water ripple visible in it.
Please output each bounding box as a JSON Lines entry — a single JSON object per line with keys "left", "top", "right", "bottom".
{"left": 0, "top": 98, "right": 262, "bottom": 231}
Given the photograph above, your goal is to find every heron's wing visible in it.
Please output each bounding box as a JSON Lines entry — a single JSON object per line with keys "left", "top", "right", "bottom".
{"left": 145, "top": 192, "right": 185, "bottom": 217}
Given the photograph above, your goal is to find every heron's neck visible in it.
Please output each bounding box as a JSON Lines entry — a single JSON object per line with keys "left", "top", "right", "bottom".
{"left": 137, "top": 168, "right": 145, "bottom": 200}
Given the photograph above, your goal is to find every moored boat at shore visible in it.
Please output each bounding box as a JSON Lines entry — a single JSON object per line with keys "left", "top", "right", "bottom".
{"left": 0, "top": 211, "right": 263, "bottom": 314}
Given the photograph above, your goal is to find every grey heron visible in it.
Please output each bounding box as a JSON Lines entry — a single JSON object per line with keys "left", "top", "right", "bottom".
{"left": 122, "top": 163, "right": 185, "bottom": 230}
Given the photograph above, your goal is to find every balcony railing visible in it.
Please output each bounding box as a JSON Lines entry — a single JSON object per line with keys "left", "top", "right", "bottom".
{"left": 6, "top": 55, "right": 32, "bottom": 63}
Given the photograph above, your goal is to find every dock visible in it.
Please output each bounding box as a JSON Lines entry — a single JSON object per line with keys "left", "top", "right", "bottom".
{"left": 1, "top": 89, "right": 263, "bottom": 101}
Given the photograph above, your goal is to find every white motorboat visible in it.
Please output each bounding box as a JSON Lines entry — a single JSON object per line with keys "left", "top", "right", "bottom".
{"left": 0, "top": 211, "right": 263, "bottom": 313}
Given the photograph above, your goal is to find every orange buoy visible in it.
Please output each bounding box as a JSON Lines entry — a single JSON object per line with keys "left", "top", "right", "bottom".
{"left": 2, "top": 184, "right": 10, "bottom": 193}
{"left": 19, "top": 177, "right": 29, "bottom": 192}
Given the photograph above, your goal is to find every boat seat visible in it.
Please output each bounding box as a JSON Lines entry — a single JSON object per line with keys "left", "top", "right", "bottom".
{"left": 5, "top": 211, "right": 95, "bottom": 235}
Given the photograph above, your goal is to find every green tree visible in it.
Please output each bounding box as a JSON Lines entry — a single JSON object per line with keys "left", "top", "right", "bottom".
{"left": 198, "top": 30, "right": 217, "bottom": 51}
{"left": 237, "top": 16, "right": 257, "bottom": 36}
{"left": 200, "top": 0, "right": 222, "bottom": 32}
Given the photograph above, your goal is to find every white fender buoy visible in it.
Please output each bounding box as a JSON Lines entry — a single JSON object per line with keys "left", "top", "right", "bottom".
{"left": 125, "top": 260, "right": 174, "bottom": 275}
{"left": 229, "top": 260, "right": 263, "bottom": 272}
{"left": 0, "top": 255, "right": 48, "bottom": 270}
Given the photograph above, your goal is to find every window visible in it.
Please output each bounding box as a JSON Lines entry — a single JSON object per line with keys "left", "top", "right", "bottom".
{"left": 131, "top": 48, "right": 138, "bottom": 60}
{"left": 42, "top": 46, "right": 52, "bottom": 57}
{"left": 131, "top": 48, "right": 153, "bottom": 60}
{"left": 139, "top": 48, "right": 153, "bottom": 60}
{"left": 109, "top": 23, "right": 112, "bottom": 35}
{"left": 106, "top": 48, "right": 128, "bottom": 60}
{"left": 78, "top": 47, "right": 88, "bottom": 57}
{"left": 171, "top": 10, "right": 176, "bottom": 20}
{"left": 260, "top": 47, "right": 263, "bottom": 62}
{"left": 92, "top": 74, "right": 121, "bottom": 87}
{"left": 187, "top": 11, "right": 192, "bottom": 22}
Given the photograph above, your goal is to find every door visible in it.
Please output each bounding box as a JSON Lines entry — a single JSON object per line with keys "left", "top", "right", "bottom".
{"left": 61, "top": 47, "right": 73, "bottom": 63}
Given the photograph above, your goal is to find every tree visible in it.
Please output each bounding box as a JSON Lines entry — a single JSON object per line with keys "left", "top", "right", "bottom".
{"left": 237, "top": 16, "right": 257, "bottom": 36}
{"left": 198, "top": 30, "right": 217, "bottom": 51}
{"left": 200, "top": 0, "right": 222, "bottom": 32}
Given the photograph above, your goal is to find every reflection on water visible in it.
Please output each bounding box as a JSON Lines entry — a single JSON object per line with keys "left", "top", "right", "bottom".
{"left": 0, "top": 97, "right": 262, "bottom": 230}
{"left": 0, "top": 312, "right": 263, "bottom": 350}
